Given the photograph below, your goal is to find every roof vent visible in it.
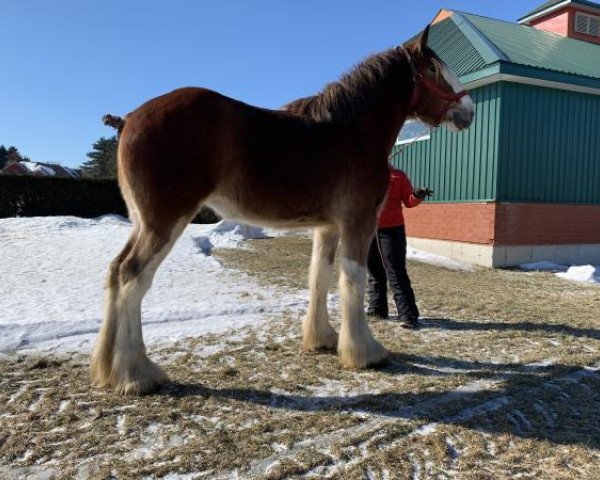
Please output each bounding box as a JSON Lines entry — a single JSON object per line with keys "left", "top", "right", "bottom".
{"left": 575, "top": 11, "right": 600, "bottom": 36}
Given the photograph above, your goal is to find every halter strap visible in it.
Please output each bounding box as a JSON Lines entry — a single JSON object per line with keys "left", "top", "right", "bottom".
{"left": 400, "top": 47, "right": 469, "bottom": 126}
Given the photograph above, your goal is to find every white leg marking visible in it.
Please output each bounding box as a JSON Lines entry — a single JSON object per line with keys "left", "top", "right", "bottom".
{"left": 303, "top": 229, "right": 338, "bottom": 351}
{"left": 338, "top": 258, "right": 388, "bottom": 368}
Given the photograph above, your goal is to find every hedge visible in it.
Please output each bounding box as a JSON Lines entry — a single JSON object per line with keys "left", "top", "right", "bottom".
{"left": 0, "top": 175, "right": 220, "bottom": 223}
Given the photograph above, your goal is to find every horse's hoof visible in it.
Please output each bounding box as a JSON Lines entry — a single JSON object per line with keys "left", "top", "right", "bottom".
{"left": 113, "top": 375, "right": 167, "bottom": 396}
{"left": 338, "top": 337, "right": 389, "bottom": 369}
{"left": 105, "top": 356, "right": 168, "bottom": 395}
{"left": 301, "top": 331, "right": 339, "bottom": 353}
{"left": 302, "top": 320, "right": 339, "bottom": 352}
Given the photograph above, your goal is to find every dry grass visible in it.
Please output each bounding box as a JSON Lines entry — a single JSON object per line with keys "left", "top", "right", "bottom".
{"left": 1, "top": 236, "right": 599, "bottom": 479}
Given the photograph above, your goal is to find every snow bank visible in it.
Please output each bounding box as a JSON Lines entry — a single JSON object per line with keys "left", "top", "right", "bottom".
{"left": 0, "top": 217, "right": 308, "bottom": 353}
{"left": 192, "top": 220, "right": 269, "bottom": 254}
{"left": 556, "top": 265, "right": 599, "bottom": 284}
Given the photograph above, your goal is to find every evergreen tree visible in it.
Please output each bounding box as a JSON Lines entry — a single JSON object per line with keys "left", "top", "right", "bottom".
{"left": 0, "top": 146, "right": 8, "bottom": 169}
{"left": 81, "top": 136, "right": 118, "bottom": 178}
{"left": 6, "top": 146, "right": 23, "bottom": 164}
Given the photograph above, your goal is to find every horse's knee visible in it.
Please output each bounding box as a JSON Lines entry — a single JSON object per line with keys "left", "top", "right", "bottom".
{"left": 119, "top": 255, "right": 143, "bottom": 286}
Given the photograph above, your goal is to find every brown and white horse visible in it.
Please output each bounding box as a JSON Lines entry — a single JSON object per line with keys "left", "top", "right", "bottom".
{"left": 92, "top": 26, "right": 474, "bottom": 395}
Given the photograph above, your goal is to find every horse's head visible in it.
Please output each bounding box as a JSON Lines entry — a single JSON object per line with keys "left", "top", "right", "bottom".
{"left": 404, "top": 25, "right": 475, "bottom": 132}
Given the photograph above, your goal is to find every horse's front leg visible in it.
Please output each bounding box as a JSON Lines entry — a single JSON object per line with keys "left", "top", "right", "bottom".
{"left": 302, "top": 225, "right": 339, "bottom": 351}
{"left": 337, "top": 218, "right": 388, "bottom": 368}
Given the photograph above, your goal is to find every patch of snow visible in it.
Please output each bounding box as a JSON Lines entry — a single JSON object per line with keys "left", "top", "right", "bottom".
{"left": 556, "top": 265, "right": 599, "bottom": 284}
{"left": 270, "top": 442, "right": 288, "bottom": 453}
{"left": 445, "top": 436, "right": 460, "bottom": 462}
{"left": 411, "top": 423, "right": 438, "bottom": 437}
{"left": 408, "top": 452, "right": 421, "bottom": 480}
{"left": 407, "top": 247, "right": 474, "bottom": 271}
{"left": 306, "top": 378, "right": 388, "bottom": 398}
{"left": 144, "top": 473, "right": 199, "bottom": 480}
{"left": 116, "top": 415, "right": 126, "bottom": 435}
{"left": 264, "top": 461, "right": 281, "bottom": 476}
{"left": 525, "top": 358, "right": 556, "bottom": 370}
{"left": 520, "top": 261, "right": 599, "bottom": 284}
{"left": 506, "top": 409, "right": 532, "bottom": 434}
{"left": 95, "top": 214, "right": 130, "bottom": 225}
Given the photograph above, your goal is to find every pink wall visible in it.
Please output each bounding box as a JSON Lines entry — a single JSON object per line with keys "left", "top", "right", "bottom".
{"left": 528, "top": 6, "right": 600, "bottom": 45}
{"left": 530, "top": 10, "right": 570, "bottom": 36}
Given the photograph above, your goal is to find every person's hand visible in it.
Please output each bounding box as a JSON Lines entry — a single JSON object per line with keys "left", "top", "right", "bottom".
{"left": 414, "top": 187, "right": 433, "bottom": 199}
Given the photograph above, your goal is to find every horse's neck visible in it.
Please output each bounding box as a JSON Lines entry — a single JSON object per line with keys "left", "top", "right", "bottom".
{"left": 353, "top": 87, "right": 412, "bottom": 159}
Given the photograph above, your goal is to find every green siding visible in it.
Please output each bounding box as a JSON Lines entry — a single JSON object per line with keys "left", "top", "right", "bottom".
{"left": 497, "top": 82, "right": 600, "bottom": 203}
{"left": 390, "top": 83, "right": 501, "bottom": 202}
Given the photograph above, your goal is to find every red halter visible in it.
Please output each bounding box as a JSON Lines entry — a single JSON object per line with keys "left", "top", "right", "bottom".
{"left": 408, "top": 68, "right": 469, "bottom": 127}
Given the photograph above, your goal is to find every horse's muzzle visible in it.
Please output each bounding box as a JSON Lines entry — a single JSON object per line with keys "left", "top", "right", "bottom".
{"left": 450, "top": 107, "right": 475, "bottom": 131}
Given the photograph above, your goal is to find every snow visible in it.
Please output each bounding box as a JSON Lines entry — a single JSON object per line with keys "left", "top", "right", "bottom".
{"left": 556, "top": 265, "right": 599, "bottom": 284}
{"left": 407, "top": 247, "right": 473, "bottom": 271}
{"left": 0, "top": 215, "right": 488, "bottom": 355}
{"left": 520, "top": 261, "right": 599, "bottom": 284}
{"left": 0, "top": 216, "right": 308, "bottom": 353}
{"left": 20, "top": 161, "right": 56, "bottom": 176}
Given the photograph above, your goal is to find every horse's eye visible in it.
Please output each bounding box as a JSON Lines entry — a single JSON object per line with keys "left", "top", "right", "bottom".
{"left": 426, "top": 66, "right": 436, "bottom": 74}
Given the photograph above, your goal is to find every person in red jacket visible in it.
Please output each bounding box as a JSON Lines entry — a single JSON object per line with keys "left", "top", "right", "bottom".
{"left": 366, "top": 167, "right": 432, "bottom": 328}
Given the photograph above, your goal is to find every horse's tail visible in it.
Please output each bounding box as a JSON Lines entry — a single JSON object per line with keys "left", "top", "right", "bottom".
{"left": 102, "top": 114, "right": 126, "bottom": 134}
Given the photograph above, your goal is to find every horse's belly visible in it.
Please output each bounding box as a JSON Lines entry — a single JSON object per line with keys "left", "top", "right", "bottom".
{"left": 204, "top": 194, "right": 329, "bottom": 229}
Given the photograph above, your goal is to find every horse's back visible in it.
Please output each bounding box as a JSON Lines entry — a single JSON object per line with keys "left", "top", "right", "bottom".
{"left": 116, "top": 86, "right": 378, "bottom": 229}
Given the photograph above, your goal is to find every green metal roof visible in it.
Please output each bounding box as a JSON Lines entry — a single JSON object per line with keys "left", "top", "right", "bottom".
{"left": 427, "top": 10, "right": 600, "bottom": 89}
{"left": 427, "top": 17, "right": 487, "bottom": 77}
{"left": 519, "top": 0, "right": 600, "bottom": 23}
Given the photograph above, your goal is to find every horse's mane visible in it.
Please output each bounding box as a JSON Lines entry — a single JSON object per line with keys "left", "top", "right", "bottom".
{"left": 283, "top": 47, "right": 413, "bottom": 122}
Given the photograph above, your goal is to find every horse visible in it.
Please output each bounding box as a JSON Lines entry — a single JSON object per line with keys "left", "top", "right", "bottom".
{"left": 92, "top": 25, "right": 475, "bottom": 395}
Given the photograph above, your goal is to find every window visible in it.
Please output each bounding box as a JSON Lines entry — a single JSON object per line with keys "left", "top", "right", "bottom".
{"left": 395, "top": 120, "right": 431, "bottom": 145}
{"left": 575, "top": 12, "right": 600, "bottom": 37}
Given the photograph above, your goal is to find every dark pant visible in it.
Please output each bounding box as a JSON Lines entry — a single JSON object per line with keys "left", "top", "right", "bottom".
{"left": 367, "top": 226, "right": 419, "bottom": 320}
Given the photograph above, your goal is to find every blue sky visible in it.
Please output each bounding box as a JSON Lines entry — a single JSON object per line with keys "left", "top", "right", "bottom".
{"left": 1, "top": 0, "right": 542, "bottom": 167}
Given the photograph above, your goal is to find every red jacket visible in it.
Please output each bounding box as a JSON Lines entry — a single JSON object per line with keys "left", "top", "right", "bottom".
{"left": 377, "top": 168, "right": 422, "bottom": 228}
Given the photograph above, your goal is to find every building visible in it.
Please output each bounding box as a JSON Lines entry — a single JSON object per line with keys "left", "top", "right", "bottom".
{"left": 519, "top": 0, "right": 600, "bottom": 44}
{"left": 1, "top": 161, "right": 81, "bottom": 178}
{"left": 392, "top": 0, "right": 600, "bottom": 267}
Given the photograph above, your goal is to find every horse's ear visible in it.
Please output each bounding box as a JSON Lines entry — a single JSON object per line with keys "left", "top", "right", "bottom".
{"left": 405, "top": 24, "right": 430, "bottom": 55}
{"left": 420, "top": 24, "right": 430, "bottom": 50}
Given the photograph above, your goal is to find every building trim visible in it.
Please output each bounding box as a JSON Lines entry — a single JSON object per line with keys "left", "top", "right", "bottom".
{"left": 518, "top": 0, "right": 572, "bottom": 24}
{"left": 464, "top": 72, "right": 600, "bottom": 96}
{"left": 408, "top": 237, "right": 600, "bottom": 268}
{"left": 452, "top": 13, "right": 509, "bottom": 63}
{"left": 519, "top": 0, "right": 600, "bottom": 24}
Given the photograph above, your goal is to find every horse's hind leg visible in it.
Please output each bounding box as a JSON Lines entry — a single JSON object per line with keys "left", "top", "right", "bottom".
{"left": 91, "top": 218, "right": 188, "bottom": 394}
{"left": 302, "top": 225, "right": 339, "bottom": 351}
{"left": 90, "top": 223, "right": 140, "bottom": 388}
{"left": 337, "top": 218, "right": 388, "bottom": 368}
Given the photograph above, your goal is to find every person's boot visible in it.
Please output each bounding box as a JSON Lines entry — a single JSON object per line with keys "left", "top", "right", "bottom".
{"left": 366, "top": 305, "right": 388, "bottom": 319}
{"left": 398, "top": 315, "right": 419, "bottom": 329}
